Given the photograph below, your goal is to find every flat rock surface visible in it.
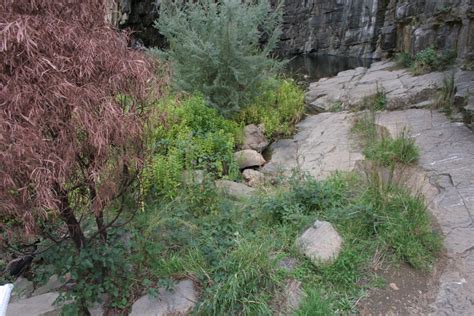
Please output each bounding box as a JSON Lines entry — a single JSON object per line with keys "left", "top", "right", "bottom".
{"left": 130, "top": 279, "right": 197, "bottom": 316}
{"left": 375, "top": 109, "right": 474, "bottom": 315}
{"left": 7, "top": 292, "right": 60, "bottom": 316}
{"left": 263, "top": 112, "right": 363, "bottom": 179}
{"left": 305, "top": 61, "right": 473, "bottom": 113}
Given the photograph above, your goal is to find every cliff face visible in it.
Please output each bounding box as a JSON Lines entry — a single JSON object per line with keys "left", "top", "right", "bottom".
{"left": 279, "top": 0, "right": 474, "bottom": 60}
{"left": 118, "top": 0, "right": 473, "bottom": 60}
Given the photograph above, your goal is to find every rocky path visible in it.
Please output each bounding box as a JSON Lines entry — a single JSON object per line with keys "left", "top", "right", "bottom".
{"left": 377, "top": 109, "right": 474, "bottom": 315}
{"left": 266, "top": 61, "right": 474, "bottom": 314}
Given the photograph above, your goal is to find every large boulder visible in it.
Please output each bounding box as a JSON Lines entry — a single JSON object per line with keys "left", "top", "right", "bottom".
{"left": 234, "top": 150, "right": 266, "bottom": 169}
{"left": 242, "top": 169, "right": 265, "bottom": 187}
{"left": 242, "top": 124, "right": 269, "bottom": 153}
{"left": 130, "top": 279, "right": 197, "bottom": 316}
{"left": 215, "top": 180, "right": 256, "bottom": 199}
{"left": 296, "top": 220, "right": 342, "bottom": 265}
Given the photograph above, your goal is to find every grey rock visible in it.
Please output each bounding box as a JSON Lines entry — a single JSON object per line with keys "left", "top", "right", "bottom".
{"left": 234, "top": 149, "right": 266, "bottom": 169}
{"left": 296, "top": 220, "right": 342, "bottom": 265}
{"left": 130, "top": 279, "right": 197, "bottom": 316}
{"left": 262, "top": 112, "right": 364, "bottom": 180}
{"left": 215, "top": 180, "right": 255, "bottom": 199}
{"left": 242, "top": 124, "right": 269, "bottom": 153}
{"left": 33, "top": 274, "right": 68, "bottom": 296}
{"left": 242, "top": 169, "right": 265, "bottom": 187}
{"left": 10, "top": 277, "right": 34, "bottom": 302}
{"left": 276, "top": 257, "right": 298, "bottom": 272}
{"left": 305, "top": 61, "right": 449, "bottom": 111}
{"left": 7, "top": 292, "right": 61, "bottom": 316}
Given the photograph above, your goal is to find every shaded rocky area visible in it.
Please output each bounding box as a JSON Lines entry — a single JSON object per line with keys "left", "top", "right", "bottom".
{"left": 279, "top": 0, "right": 474, "bottom": 60}
{"left": 112, "top": 0, "right": 474, "bottom": 60}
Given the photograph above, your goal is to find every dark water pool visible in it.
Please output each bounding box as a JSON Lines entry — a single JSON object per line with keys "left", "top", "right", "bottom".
{"left": 284, "top": 54, "right": 375, "bottom": 83}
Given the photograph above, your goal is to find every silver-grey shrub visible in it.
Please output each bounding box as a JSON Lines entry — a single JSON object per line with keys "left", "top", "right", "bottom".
{"left": 154, "top": 0, "right": 283, "bottom": 116}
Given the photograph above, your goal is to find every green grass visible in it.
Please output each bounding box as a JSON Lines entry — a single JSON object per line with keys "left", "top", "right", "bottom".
{"left": 436, "top": 73, "right": 456, "bottom": 116}
{"left": 140, "top": 170, "right": 438, "bottom": 313}
{"left": 363, "top": 129, "right": 419, "bottom": 167}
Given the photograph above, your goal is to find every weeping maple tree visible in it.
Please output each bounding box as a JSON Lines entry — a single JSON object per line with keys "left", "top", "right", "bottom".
{"left": 0, "top": 0, "right": 158, "bottom": 251}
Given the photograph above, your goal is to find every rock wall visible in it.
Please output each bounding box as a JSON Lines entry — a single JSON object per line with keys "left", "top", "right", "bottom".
{"left": 116, "top": 0, "right": 473, "bottom": 60}
{"left": 279, "top": 0, "right": 474, "bottom": 60}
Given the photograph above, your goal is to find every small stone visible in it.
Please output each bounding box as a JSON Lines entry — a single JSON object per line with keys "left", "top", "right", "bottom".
{"left": 296, "top": 220, "right": 342, "bottom": 265}
{"left": 242, "top": 124, "right": 269, "bottom": 153}
{"left": 215, "top": 180, "right": 255, "bottom": 199}
{"left": 389, "top": 282, "right": 399, "bottom": 291}
{"left": 130, "top": 279, "right": 197, "bottom": 316}
{"left": 234, "top": 150, "right": 266, "bottom": 169}
{"left": 242, "top": 169, "right": 265, "bottom": 187}
{"left": 276, "top": 257, "right": 298, "bottom": 272}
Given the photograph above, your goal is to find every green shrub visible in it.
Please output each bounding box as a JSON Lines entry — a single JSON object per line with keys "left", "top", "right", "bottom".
{"left": 143, "top": 95, "right": 242, "bottom": 198}
{"left": 395, "top": 48, "right": 456, "bottom": 75}
{"left": 155, "top": 0, "right": 284, "bottom": 117}
{"left": 236, "top": 79, "right": 305, "bottom": 139}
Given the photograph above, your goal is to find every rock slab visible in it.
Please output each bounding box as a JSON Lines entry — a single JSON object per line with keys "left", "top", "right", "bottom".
{"left": 7, "top": 292, "right": 60, "bottom": 316}
{"left": 130, "top": 279, "right": 197, "bottom": 316}
{"left": 296, "top": 220, "right": 342, "bottom": 264}
{"left": 263, "top": 112, "right": 364, "bottom": 180}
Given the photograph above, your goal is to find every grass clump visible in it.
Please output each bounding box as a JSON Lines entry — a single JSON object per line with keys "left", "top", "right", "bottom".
{"left": 363, "top": 129, "right": 419, "bottom": 167}
{"left": 353, "top": 99, "right": 419, "bottom": 168}
{"left": 436, "top": 73, "right": 456, "bottom": 115}
{"left": 236, "top": 78, "right": 305, "bottom": 140}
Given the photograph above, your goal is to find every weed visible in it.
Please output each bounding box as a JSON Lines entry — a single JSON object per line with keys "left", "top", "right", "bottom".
{"left": 237, "top": 78, "right": 305, "bottom": 140}
{"left": 329, "top": 101, "right": 343, "bottom": 112}
{"left": 363, "top": 129, "right": 419, "bottom": 167}
{"left": 295, "top": 289, "right": 333, "bottom": 316}
{"left": 436, "top": 73, "right": 456, "bottom": 115}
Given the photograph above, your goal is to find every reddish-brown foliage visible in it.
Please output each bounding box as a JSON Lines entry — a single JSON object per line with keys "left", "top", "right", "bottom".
{"left": 1, "top": 0, "right": 158, "bottom": 247}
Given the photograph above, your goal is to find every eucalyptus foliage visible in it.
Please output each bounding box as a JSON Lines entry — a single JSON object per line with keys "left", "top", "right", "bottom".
{"left": 155, "top": 0, "right": 284, "bottom": 116}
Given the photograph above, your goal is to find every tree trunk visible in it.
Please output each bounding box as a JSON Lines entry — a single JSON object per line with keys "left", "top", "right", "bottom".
{"left": 55, "top": 183, "right": 86, "bottom": 250}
